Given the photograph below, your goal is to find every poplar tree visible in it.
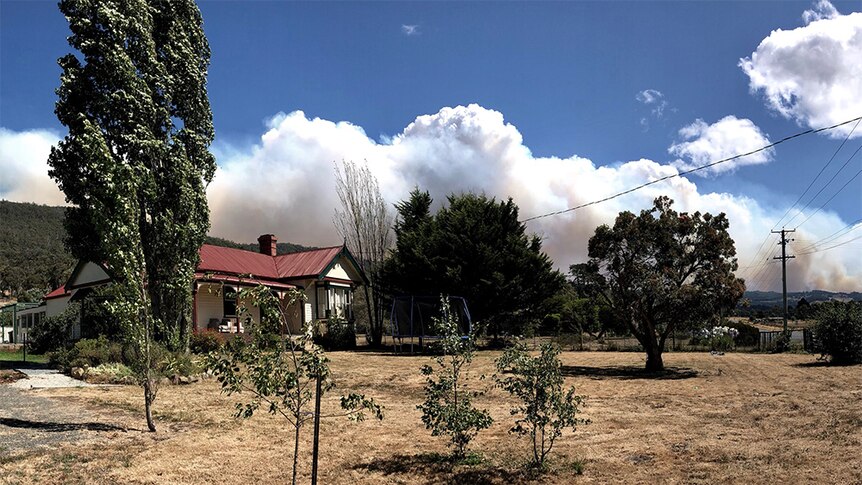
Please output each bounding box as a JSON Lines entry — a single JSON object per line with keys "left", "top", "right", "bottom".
{"left": 49, "top": 0, "right": 216, "bottom": 431}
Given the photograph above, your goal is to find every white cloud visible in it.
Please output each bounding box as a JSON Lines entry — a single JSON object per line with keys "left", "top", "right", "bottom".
{"left": 636, "top": 88, "right": 668, "bottom": 119}
{"left": 1, "top": 108, "right": 857, "bottom": 292}
{"left": 0, "top": 128, "right": 66, "bottom": 206}
{"left": 740, "top": 2, "right": 862, "bottom": 138}
{"left": 206, "top": 105, "right": 860, "bottom": 292}
{"left": 802, "top": 0, "right": 839, "bottom": 24}
{"left": 669, "top": 116, "right": 774, "bottom": 175}
{"left": 401, "top": 24, "right": 419, "bottom": 36}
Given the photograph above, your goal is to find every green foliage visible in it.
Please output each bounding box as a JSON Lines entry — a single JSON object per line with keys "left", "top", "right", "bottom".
{"left": 51, "top": 336, "right": 124, "bottom": 369}
{"left": 812, "top": 301, "right": 862, "bottom": 365}
{"left": 206, "top": 285, "right": 382, "bottom": 485}
{"left": 418, "top": 296, "right": 493, "bottom": 458}
{"left": 495, "top": 342, "right": 588, "bottom": 469}
{"left": 726, "top": 320, "right": 760, "bottom": 347}
{"left": 28, "top": 303, "right": 80, "bottom": 354}
{"left": 383, "top": 190, "right": 564, "bottom": 337}
{"left": 0, "top": 201, "right": 76, "bottom": 296}
{"left": 586, "top": 196, "right": 745, "bottom": 371}
{"left": 315, "top": 318, "right": 357, "bottom": 351}
{"left": 49, "top": 0, "right": 218, "bottom": 431}
{"left": 189, "top": 330, "right": 225, "bottom": 354}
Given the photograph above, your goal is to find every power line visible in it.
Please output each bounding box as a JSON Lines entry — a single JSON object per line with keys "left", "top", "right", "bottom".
{"left": 770, "top": 118, "right": 861, "bottom": 231}
{"left": 794, "top": 167, "right": 862, "bottom": 229}
{"left": 797, "top": 233, "right": 862, "bottom": 256}
{"left": 796, "top": 218, "right": 862, "bottom": 252}
{"left": 785, "top": 143, "right": 862, "bottom": 227}
{"left": 520, "top": 115, "right": 862, "bottom": 223}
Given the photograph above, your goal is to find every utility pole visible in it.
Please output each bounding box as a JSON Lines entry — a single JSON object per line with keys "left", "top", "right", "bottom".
{"left": 771, "top": 229, "right": 795, "bottom": 334}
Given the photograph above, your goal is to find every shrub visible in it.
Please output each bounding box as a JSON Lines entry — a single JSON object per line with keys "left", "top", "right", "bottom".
{"left": 418, "top": 296, "right": 492, "bottom": 459}
{"left": 28, "top": 303, "right": 80, "bottom": 354}
{"left": 697, "top": 326, "right": 739, "bottom": 352}
{"left": 189, "top": 330, "right": 224, "bottom": 354}
{"left": 315, "top": 318, "right": 356, "bottom": 351}
{"left": 726, "top": 320, "right": 759, "bottom": 347}
{"left": 496, "top": 342, "right": 588, "bottom": 470}
{"left": 55, "top": 336, "right": 124, "bottom": 369}
{"left": 86, "top": 362, "right": 135, "bottom": 384}
{"left": 813, "top": 301, "right": 862, "bottom": 365}
{"left": 159, "top": 351, "right": 202, "bottom": 377}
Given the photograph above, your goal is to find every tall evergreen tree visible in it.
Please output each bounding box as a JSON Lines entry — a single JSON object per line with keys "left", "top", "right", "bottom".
{"left": 48, "top": 0, "right": 216, "bottom": 431}
{"left": 383, "top": 191, "right": 564, "bottom": 337}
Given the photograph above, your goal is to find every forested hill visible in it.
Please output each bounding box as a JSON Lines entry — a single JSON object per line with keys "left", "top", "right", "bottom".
{"left": 0, "top": 200, "right": 75, "bottom": 297}
{"left": 0, "top": 200, "right": 314, "bottom": 299}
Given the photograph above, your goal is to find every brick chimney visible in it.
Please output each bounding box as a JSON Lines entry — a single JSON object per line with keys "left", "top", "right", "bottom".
{"left": 258, "top": 234, "right": 277, "bottom": 256}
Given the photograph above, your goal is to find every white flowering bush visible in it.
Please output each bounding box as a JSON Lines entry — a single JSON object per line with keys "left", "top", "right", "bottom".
{"left": 698, "top": 326, "right": 739, "bottom": 351}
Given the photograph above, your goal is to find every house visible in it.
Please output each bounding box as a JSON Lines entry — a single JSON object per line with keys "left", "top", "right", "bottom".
{"left": 13, "top": 234, "right": 366, "bottom": 342}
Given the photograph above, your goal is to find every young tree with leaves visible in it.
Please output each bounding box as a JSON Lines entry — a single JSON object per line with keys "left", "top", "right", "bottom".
{"left": 207, "top": 286, "right": 382, "bottom": 485}
{"left": 333, "top": 160, "right": 393, "bottom": 346}
{"left": 418, "top": 296, "right": 493, "bottom": 459}
{"left": 496, "top": 342, "right": 588, "bottom": 470}
{"left": 586, "top": 197, "right": 745, "bottom": 371}
{"left": 48, "top": 0, "right": 216, "bottom": 431}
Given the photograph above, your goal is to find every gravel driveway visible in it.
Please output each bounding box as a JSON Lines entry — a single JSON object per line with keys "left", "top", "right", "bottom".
{"left": 0, "top": 368, "right": 125, "bottom": 452}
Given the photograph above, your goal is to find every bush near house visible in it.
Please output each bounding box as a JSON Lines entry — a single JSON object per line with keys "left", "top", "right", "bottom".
{"left": 315, "top": 318, "right": 357, "bottom": 351}
{"left": 813, "top": 301, "right": 862, "bottom": 365}
{"left": 189, "top": 330, "right": 226, "bottom": 354}
{"left": 27, "top": 303, "right": 80, "bottom": 354}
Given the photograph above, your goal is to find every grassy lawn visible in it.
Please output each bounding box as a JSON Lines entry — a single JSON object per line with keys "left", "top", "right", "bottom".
{"left": 0, "top": 348, "right": 48, "bottom": 366}
{"left": 1, "top": 351, "right": 860, "bottom": 484}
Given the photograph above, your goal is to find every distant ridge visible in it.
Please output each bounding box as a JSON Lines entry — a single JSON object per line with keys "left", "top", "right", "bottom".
{"left": 0, "top": 200, "right": 314, "bottom": 296}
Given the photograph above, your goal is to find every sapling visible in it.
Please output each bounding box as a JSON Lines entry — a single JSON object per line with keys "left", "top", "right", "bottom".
{"left": 417, "top": 296, "right": 493, "bottom": 459}
{"left": 495, "top": 341, "right": 588, "bottom": 470}
{"left": 207, "top": 285, "right": 382, "bottom": 485}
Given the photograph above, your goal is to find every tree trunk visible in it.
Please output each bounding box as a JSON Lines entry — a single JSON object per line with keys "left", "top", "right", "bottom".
{"left": 645, "top": 346, "right": 664, "bottom": 372}
{"left": 144, "top": 378, "right": 156, "bottom": 432}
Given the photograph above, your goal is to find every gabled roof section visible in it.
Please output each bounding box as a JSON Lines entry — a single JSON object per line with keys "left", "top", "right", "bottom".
{"left": 45, "top": 285, "right": 70, "bottom": 300}
{"left": 198, "top": 244, "right": 279, "bottom": 279}
{"left": 274, "top": 246, "right": 344, "bottom": 279}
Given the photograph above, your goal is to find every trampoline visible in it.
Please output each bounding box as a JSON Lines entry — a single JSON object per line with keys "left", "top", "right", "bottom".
{"left": 389, "top": 295, "right": 472, "bottom": 354}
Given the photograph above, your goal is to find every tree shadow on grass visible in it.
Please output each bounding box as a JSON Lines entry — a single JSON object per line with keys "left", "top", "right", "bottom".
{"left": 561, "top": 365, "right": 699, "bottom": 380}
{"left": 353, "top": 452, "right": 527, "bottom": 484}
{"left": 0, "top": 417, "right": 129, "bottom": 433}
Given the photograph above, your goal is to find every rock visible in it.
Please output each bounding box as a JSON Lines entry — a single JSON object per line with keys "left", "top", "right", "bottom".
{"left": 159, "top": 377, "right": 171, "bottom": 386}
{"left": 70, "top": 367, "right": 85, "bottom": 379}
{"left": 178, "top": 376, "right": 191, "bottom": 385}
{"left": 120, "top": 376, "right": 136, "bottom": 385}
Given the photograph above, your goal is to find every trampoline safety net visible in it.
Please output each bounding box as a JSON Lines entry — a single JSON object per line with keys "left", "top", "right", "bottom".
{"left": 390, "top": 296, "right": 471, "bottom": 339}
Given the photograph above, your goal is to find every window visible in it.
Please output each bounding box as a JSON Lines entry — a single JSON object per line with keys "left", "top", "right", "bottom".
{"left": 315, "top": 284, "right": 353, "bottom": 320}
{"left": 223, "top": 286, "right": 237, "bottom": 317}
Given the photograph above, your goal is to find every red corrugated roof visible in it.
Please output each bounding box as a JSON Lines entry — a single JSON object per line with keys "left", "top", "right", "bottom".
{"left": 198, "top": 244, "right": 280, "bottom": 279}
{"left": 193, "top": 273, "right": 296, "bottom": 290}
{"left": 275, "top": 246, "right": 343, "bottom": 279}
{"left": 44, "top": 285, "right": 70, "bottom": 300}
{"left": 197, "top": 244, "right": 346, "bottom": 281}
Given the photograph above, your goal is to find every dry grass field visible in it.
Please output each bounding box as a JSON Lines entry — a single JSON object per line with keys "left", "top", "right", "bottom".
{"left": 2, "top": 351, "right": 861, "bottom": 484}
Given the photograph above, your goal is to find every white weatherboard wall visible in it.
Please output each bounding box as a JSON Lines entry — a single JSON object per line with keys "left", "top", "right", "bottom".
{"left": 194, "top": 283, "right": 262, "bottom": 331}
{"left": 195, "top": 284, "right": 224, "bottom": 330}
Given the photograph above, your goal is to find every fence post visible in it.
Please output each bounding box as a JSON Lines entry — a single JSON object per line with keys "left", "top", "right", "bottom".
{"left": 311, "top": 373, "right": 322, "bottom": 485}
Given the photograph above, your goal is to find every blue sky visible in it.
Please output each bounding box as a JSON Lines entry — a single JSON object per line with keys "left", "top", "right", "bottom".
{"left": 1, "top": 0, "right": 860, "bottom": 291}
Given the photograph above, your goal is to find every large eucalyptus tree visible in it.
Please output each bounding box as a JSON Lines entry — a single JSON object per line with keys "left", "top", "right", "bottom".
{"left": 49, "top": 0, "right": 216, "bottom": 431}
